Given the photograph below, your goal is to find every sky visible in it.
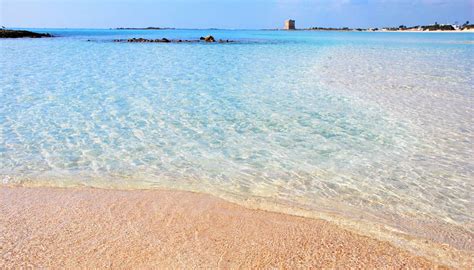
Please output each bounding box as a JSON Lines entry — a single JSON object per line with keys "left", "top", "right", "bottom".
{"left": 1, "top": 0, "right": 473, "bottom": 29}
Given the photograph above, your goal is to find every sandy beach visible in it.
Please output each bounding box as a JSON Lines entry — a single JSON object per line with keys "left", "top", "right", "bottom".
{"left": 377, "top": 29, "right": 474, "bottom": 33}
{"left": 0, "top": 186, "right": 447, "bottom": 268}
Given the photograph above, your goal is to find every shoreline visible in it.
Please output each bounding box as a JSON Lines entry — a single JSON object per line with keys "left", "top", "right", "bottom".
{"left": 0, "top": 186, "right": 450, "bottom": 268}
{"left": 3, "top": 27, "right": 474, "bottom": 33}
{"left": 374, "top": 29, "right": 474, "bottom": 33}
{"left": 294, "top": 29, "right": 474, "bottom": 33}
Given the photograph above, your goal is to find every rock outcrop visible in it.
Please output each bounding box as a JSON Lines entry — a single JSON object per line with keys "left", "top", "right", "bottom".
{"left": 0, "top": 29, "right": 52, "bottom": 38}
{"left": 200, "top": 35, "right": 216, "bottom": 42}
{"left": 115, "top": 38, "right": 185, "bottom": 43}
{"left": 114, "top": 36, "right": 232, "bottom": 44}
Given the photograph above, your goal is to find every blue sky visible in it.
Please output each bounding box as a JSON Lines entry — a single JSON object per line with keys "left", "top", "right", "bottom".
{"left": 1, "top": 0, "right": 473, "bottom": 29}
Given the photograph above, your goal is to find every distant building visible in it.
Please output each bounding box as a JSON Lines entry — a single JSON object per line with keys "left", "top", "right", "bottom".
{"left": 284, "top": 20, "right": 295, "bottom": 30}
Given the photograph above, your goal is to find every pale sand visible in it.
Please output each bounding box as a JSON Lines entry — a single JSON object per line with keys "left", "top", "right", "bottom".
{"left": 376, "top": 29, "right": 474, "bottom": 33}
{"left": 0, "top": 187, "right": 446, "bottom": 268}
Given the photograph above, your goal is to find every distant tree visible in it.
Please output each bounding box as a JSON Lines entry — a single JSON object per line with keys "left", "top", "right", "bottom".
{"left": 399, "top": 25, "right": 407, "bottom": 29}
{"left": 434, "top": 22, "right": 439, "bottom": 25}
{"left": 464, "top": 21, "right": 470, "bottom": 26}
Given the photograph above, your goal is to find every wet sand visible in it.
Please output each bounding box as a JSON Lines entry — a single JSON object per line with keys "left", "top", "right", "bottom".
{"left": 1, "top": 186, "right": 444, "bottom": 268}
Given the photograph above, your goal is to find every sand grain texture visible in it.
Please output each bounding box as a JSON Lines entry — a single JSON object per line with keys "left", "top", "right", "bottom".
{"left": 1, "top": 187, "right": 443, "bottom": 268}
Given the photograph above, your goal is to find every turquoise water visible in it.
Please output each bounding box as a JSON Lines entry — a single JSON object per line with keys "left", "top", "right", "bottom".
{"left": 1, "top": 29, "right": 473, "bottom": 250}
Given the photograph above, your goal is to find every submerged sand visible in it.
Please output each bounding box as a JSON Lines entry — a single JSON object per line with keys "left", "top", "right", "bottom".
{"left": 1, "top": 186, "right": 444, "bottom": 268}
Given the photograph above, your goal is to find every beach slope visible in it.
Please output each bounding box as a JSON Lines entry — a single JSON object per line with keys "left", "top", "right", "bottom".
{"left": 1, "top": 187, "right": 441, "bottom": 268}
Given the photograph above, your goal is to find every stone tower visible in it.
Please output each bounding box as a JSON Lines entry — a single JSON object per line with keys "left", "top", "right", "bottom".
{"left": 284, "top": 19, "right": 295, "bottom": 30}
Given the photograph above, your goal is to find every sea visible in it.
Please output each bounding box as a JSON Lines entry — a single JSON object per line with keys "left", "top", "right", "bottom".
{"left": 1, "top": 29, "right": 473, "bottom": 262}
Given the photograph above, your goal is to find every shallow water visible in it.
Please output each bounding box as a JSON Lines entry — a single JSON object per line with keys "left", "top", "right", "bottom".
{"left": 1, "top": 29, "right": 473, "bottom": 251}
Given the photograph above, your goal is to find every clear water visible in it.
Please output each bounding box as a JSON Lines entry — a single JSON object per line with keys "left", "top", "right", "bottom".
{"left": 1, "top": 29, "right": 473, "bottom": 251}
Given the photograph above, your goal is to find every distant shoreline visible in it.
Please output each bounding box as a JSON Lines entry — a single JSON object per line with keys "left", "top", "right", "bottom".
{"left": 115, "top": 27, "right": 175, "bottom": 30}
{"left": 275, "top": 29, "right": 474, "bottom": 33}
{"left": 376, "top": 29, "right": 474, "bottom": 33}
{"left": 2, "top": 27, "right": 474, "bottom": 33}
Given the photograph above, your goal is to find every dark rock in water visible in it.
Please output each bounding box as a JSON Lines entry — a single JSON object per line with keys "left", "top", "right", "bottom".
{"left": 114, "top": 36, "right": 232, "bottom": 44}
{"left": 125, "top": 37, "right": 172, "bottom": 43}
{"left": 203, "top": 35, "right": 215, "bottom": 42}
{"left": 0, "top": 29, "right": 52, "bottom": 38}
